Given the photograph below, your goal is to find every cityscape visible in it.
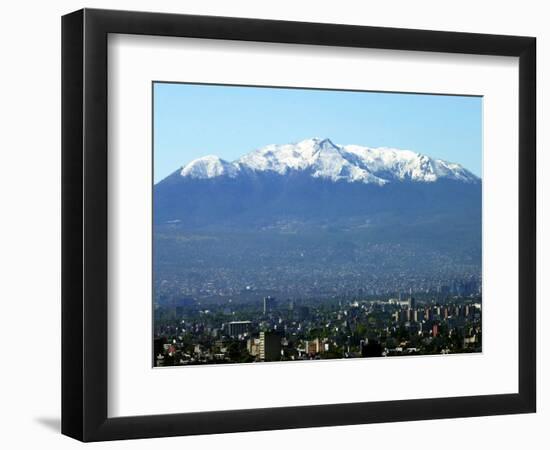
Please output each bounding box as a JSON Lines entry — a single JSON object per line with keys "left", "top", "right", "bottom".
{"left": 154, "top": 287, "right": 481, "bottom": 366}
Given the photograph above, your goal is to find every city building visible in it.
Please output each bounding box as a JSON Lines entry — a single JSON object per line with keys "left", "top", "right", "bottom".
{"left": 259, "top": 331, "right": 282, "bottom": 361}
{"left": 305, "top": 338, "right": 325, "bottom": 355}
{"left": 408, "top": 288, "right": 416, "bottom": 310}
{"left": 227, "top": 320, "right": 252, "bottom": 337}
{"left": 247, "top": 337, "right": 261, "bottom": 357}
{"left": 263, "top": 296, "right": 277, "bottom": 314}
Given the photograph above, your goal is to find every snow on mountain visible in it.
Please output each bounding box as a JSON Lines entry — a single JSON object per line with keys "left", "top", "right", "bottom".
{"left": 342, "top": 144, "right": 478, "bottom": 183}
{"left": 178, "top": 138, "right": 479, "bottom": 185}
{"left": 180, "top": 155, "right": 240, "bottom": 179}
{"left": 237, "top": 138, "right": 387, "bottom": 185}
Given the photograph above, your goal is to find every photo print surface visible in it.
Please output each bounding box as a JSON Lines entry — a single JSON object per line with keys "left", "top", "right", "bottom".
{"left": 152, "top": 82, "right": 482, "bottom": 367}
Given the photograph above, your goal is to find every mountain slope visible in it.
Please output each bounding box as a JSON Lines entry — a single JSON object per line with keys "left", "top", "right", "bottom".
{"left": 154, "top": 138, "right": 480, "bottom": 229}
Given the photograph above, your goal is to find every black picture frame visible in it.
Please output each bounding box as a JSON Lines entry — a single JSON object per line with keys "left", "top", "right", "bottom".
{"left": 61, "top": 8, "right": 536, "bottom": 442}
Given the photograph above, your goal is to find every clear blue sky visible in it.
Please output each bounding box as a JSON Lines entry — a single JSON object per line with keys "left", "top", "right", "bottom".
{"left": 153, "top": 82, "right": 482, "bottom": 183}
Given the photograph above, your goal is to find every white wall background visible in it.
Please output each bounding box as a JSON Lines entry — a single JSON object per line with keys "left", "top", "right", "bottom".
{"left": 0, "top": 0, "right": 546, "bottom": 448}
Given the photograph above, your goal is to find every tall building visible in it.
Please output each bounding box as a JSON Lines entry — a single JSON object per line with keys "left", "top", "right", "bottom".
{"left": 259, "top": 331, "right": 281, "bottom": 361}
{"left": 227, "top": 321, "right": 251, "bottom": 337}
{"left": 263, "top": 296, "right": 277, "bottom": 314}
{"left": 408, "top": 288, "right": 416, "bottom": 310}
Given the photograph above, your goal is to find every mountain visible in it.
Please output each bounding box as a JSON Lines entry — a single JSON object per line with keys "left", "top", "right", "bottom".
{"left": 153, "top": 138, "right": 481, "bottom": 302}
{"left": 177, "top": 137, "right": 478, "bottom": 185}
{"left": 154, "top": 138, "right": 480, "bottom": 229}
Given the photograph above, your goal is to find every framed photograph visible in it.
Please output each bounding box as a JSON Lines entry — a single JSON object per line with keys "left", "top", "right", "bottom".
{"left": 61, "top": 8, "right": 536, "bottom": 442}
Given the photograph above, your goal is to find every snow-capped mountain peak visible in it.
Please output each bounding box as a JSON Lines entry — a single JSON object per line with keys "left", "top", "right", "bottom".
{"left": 341, "top": 144, "right": 478, "bottom": 183}
{"left": 180, "top": 155, "right": 240, "bottom": 179}
{"left": 235, "top": 137, "right": 388, "bottom": 184}
{"left": 177, "top": 138, "right": 479, "bottom": 185}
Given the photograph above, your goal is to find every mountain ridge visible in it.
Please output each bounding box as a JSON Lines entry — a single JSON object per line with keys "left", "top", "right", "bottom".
{"left": 171, "top": 138, "right": 479, "bottom": 186}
